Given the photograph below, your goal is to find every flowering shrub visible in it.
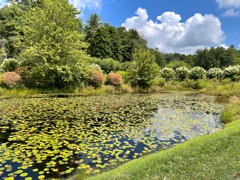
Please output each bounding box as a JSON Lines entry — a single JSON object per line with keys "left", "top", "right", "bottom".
{"left": 106, "top": 72, "right": 123, "bottom": 87}
{"left": 0, "top": 58, "right": 19, "bottom": 72}
{"left": 161, "top": 67, "right": 175, "bottom": 81}
{"left": 222, "top": 66, "right": 240, "bottom": 81}
{"left": 189, "top": 66, "right": 206, "bottom": 80}
{"left": 176, "top": 66, "right": 190, "bottom": 80}
{"left": 1, "top": 72, "right": 22, "bottom": 88}
{"left": 207, "top": 67, "right": 222, "bottom": 79}
{"left": 88, "top": 70, "right": 104, "bottom": 88}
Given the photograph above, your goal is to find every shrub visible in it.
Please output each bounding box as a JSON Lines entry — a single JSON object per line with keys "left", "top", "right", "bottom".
{"left": 128, "top": 49, "right": 159, "bottom": 89}
{"left": 207, "top": 67, "right": 222, "bottom": 79}
{"left": 90, "top": 58, "right": 122, "bottom": 73}
{"left": 0, "top": 58, "right": 19, "bottom": 72}
{"left": 166, "top": 60, "right": 189, "bottom": 70}
{"left": 88, "top": 70, "right": 104, "bottom": 88}
{"left": 106, "top": 72, "right": 123, "bottom": 87}
{"left": 176, "top": 66, "right": 190, "bottom": 80}
{"left": 116, "top": 71, "right": 130, "bottom": 83}
{"left": 189, "top": 66, "right": 206, "bottom": 80}
{"left": 151, "top": 78, "right": 165, "bottom": 87}
{"left": 1, "top": 72, "right": 22, "bottom": 88}
{"left": 161, "top": 67, "right": 175, "bottom": 81}
{"left": 222, "top": 66, "right": 240, "bottom": 81}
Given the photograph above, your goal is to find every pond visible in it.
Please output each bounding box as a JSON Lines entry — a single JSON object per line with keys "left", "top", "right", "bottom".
{"left": 0, "top": 92, "right": 224, "bottom": 179}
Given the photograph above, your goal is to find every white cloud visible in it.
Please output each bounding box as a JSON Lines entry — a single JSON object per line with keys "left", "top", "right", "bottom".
{"left": 216, "top": 0, "right": 240, "bottom": 8}
{"left": 122, "top": 8, "right": 225, "bottom": 54}
{"left": 222, "top": 8, "right": 240, "bottom": 16}
{"left": 69, "top": 0, "right": 102, "bottom": 10}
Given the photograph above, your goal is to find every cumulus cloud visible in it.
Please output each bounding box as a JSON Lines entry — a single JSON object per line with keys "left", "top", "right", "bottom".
{"left": 222, "top": 8, "right": 240, "bottom": 16}
{"left": 122, "top": 8, "right": 225, "bottom": 54}
{"left": 216, "top": 0, "right": 240, "bottom": 8}
{"left": 69, "top": 0, "right": 102, "bottom": 10}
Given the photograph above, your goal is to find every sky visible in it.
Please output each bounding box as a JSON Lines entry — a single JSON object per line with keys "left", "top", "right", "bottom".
{"left": 1, "top": 0, "right": 240, "bottom": 54}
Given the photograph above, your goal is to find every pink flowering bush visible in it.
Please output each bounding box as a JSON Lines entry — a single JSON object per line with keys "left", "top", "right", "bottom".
{"left": 106, "top": 72, "right": 123, "bottom": 87}
{"left": 88, "top": 70, "right": 104, "bottom": 88}
{"left": 1, "top": 72, "right": 22, "bottom": 88}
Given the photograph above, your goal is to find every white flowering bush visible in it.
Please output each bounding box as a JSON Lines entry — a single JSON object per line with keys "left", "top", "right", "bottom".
{"left": 189, "top": 66, "right": 206, "bottom": 80}
{"left": 0, "top": 58, "right": 19, "bottom": 73}
{"left": 222, "top": 65, "right": 240, "bottom": 80}
{"left": 161, "top": 67, "right": 175, "bottom": 81}
{"left": 206, "top": 67, "right": 222, "bottom": 79}
{"left": 89, "top": 63, "right": 102, "bottom": 72}
{"left": 176, "top": 66, "right": 190, "bottom": 80}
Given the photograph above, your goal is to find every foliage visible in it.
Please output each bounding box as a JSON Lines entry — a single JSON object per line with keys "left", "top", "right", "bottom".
{"left": 1, "top": 71, "right": 21, "bottom": 88}
{"left": 90, "top": 58, "right": 122, "bottom": 73}
{"left": 128, "top": 49, "right": 159, "bottom": 89}
{"left": 189, "top": 66, "right": 206, "bottom": 80}
{"left": 206, "top": 67, "right": 222, "bottom": 79}
{"left": 87, "top": 70, "right": 104, "bottom": 88}
{"left": 88, "top": 24, "right": 123, "bottom": 62}
{"left": 166, "top": 60, "right": 189, "bottom": 70}
{"left": 84, "top": 13, "right": 102, "bottom": 41}
{"left": 150, "top": 48, "right": 165, "bottom": 67}
{"left": 116, "top": 71, "right": 130, "bottom": 83}
{"left": 151, "top": 78, "right": 165, "bottom": 87}
{"left": 13, "top": 0, "right": 89, "bottom": 88}
{"left": 106, "top": 72, "right": 123, "bottom": 87}
{"left": 222, "top": 65, "right": 240, "bottom": 81}
{"left": 14, "top": 64, "right": 87, "bottom": 88}
{"left": 0, "top": 58, "right": 19, "bottom": 72}
{"left": 161, "top": 67, "right": 175, "bottom": 81}
{"left": 221, "top": 102, "right": 240, "bottom": 124}
{"left": 175, "top": 66, "right": 190, "bottom": 80}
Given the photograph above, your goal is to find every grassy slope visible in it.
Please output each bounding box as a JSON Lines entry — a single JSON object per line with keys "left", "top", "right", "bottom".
{"left": 88, "top": 120, "right": 240, "bottom": 180}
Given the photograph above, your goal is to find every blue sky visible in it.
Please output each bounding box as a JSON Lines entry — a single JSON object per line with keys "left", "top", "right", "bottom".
{"left": 1, "top": 0, "right": 240, "bottom": 54}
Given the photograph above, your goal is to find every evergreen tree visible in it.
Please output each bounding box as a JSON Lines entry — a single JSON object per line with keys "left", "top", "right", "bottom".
{"left": 84, "top": 13, "right": 102, "bottom": 41}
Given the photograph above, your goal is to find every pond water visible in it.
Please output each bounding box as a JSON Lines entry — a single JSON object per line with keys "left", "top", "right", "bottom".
{"left": 0, "top": 93, "right": 224, "bottom": 179}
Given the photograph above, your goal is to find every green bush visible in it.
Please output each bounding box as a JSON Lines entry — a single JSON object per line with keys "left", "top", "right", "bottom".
{"left": 183, "top": 79, "right": 207, "bottom": 89}
{"left": 176, "top": 66, "right": 190, "bottom": 80}
{"left": 189, "top": 66, "right": 206, "bottom": 80}
{"left": 151, "top": 78, "right": 165, "bottom": 87}
{"left": 116, "top": 71, "right": 130, "bottom": 83}
{"left": 90, "top": 58, "right": 122, "bottom": 73}
{"left": 0, "top": 58, "right": 19, "bottom": 72}
{"left": 221, "top": 103, "right": 240, "bottom": 124}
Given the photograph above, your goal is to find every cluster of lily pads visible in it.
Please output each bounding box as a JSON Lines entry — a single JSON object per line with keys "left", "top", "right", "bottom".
{"left": 0, "top": 93, "right": 224, "bottom": 179}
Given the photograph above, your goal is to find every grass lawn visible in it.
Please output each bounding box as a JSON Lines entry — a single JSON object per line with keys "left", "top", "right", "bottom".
{"left": 87, "top": 120, "right": 240, "bottom": 180}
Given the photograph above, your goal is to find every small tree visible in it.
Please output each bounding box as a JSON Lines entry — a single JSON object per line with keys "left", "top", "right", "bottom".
{"left": 128, "top": 49, "right": 159, "bottom": 89}
{"left": 189, "top": 67, "right": 206, "bottom": 80}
